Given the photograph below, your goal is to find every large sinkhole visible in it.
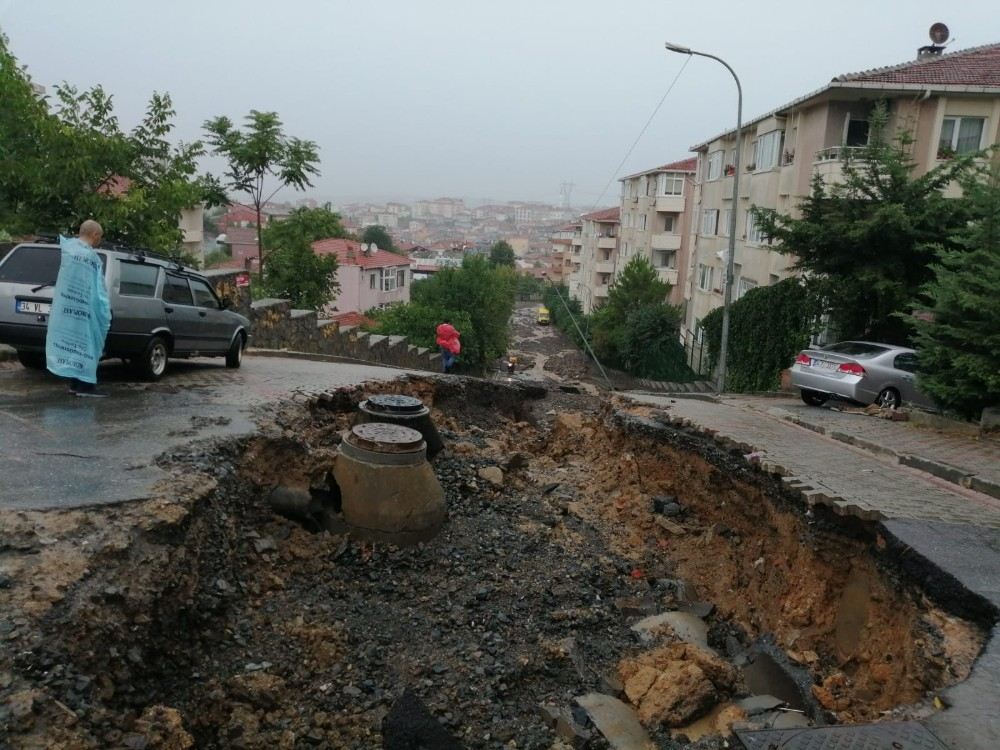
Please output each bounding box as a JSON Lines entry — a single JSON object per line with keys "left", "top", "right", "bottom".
{"left": 8, "top": 378, "right": 987, "bottom": 749}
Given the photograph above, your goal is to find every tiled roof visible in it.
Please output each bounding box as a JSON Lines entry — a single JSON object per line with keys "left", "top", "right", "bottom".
{"left": 659, "top": 157, "right": 698, "bottom": 172}
{"left": 331, "top": 311, "right": 373, "bottom": 328}
{"left": 580, "top": 207, "right": 620, "bottom": 223}
{"left": 833, "top": 42, "right": 1000, "bottom": 86}
{"left": 223, "top": 227, "right": 259, "bottom": 245}
{"left": 312, "top": 238, "right": 410, "bottom": 269}
{"left": 691, "top": 41, "right": 1000, "bottom": 151}
{"left": 621, "top": 157, "right": 697, "bottom": 181}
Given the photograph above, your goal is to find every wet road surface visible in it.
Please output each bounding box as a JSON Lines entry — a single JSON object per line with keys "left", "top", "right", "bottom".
{"left": 0, "top": 355, "right": 406, "bottom": 510}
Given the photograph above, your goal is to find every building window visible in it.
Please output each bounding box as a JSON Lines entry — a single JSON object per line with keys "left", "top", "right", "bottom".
{"left": 370, "top": 273, "right": 377, "bottom": 290}
{"left": 737, "top": 277, "right": 758, "bottom": 299}
{"left": 754, "top": 130, "right": 783, "bottom": 170}
{"left": 707, "top": 151, "right": 723, "bottom": 181}
{"left": 662, "top": 215, "right": 676, "bottom": 233}
{"left": 844, "top": 118, "right": 870, "bottom": 146}
{"left": 657, "top": 173, "right": 685, "bottom": 195}
{"left": 396, "top": 269, "right": 407, "bottom": 287}
{"left": 720, "top": 209, "right": 732, "bottom": 237}
{"left": 380, "top": 268, "right": 398, "bottom": 292}
{"left": 939, "top": 116, "right": 985, "bottom": 156}
{"left": 697, "top": 264, "right": 713, "bottom": 292}
{"left": 745, "top": 211, "right": 768, "bottom": 245}
{"left": 638, "top": 176, "right": 647, "bottom": 196}
{"left": 646, "top": 178, "right": 657, "bottom": 197}
{"left": 638, "top": 214, "right": 647, "bottom": 231}
{"left": 701, "top": 209, "right": 719, "bottom": 236}
{"left": 653, "top": 250, "right": 676, "bottom": 269}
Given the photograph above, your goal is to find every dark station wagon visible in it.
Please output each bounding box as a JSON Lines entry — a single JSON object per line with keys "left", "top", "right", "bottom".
{"left": 0, "top": 242, "right": 251, "bottom": 380}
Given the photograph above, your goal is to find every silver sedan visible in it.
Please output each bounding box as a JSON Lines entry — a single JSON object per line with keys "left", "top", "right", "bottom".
{"left": 790, "top": 341, "right": 934, "bottom": 409}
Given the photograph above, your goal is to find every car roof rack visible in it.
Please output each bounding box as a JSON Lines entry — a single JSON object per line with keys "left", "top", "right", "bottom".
{"left": 26, "top": 233, "right": 196, "bottom": 273}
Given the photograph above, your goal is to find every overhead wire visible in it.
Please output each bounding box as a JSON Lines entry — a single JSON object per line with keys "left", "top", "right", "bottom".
{"left": 549, "top": 55, "right": 693, "bottom": 390}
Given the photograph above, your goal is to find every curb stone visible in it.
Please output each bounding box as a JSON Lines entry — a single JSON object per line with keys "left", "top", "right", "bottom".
{"left": 767, "top": 407, "right": 1000, "bottom": 501}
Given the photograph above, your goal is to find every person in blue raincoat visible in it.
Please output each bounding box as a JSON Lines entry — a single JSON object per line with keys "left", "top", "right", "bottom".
{"left": 45, "top": 220, "right": 112, "bottom": 397}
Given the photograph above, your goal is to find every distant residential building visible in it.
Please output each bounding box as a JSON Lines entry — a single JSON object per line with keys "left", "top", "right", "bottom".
{"left": 685, "top": 41, "right": 1000, "bottom": 340}
{"left": 312, "top": 238, "right": 411, "bottom": 317}
{"left": 571, "top": 207, "right": 619, "bottom": 314}
{"left": 548, "top": 222, "right": 580, "bottom": 286}
{"left": 617, "top": 158, "right": 697, "bottom": 307}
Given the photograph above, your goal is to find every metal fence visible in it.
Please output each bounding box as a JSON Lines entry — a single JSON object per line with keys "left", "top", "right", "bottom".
{"left": 681, "top": 329, "right": 712, "bottom": 377}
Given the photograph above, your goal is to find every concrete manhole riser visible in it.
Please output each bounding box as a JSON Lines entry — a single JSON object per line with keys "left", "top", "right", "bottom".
{"left": 334, "top": 422, "right": 446, "bottom": 545}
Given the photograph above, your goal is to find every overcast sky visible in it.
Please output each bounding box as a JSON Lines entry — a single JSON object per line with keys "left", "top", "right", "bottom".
{"left": 1, "top": 1, "right": 995, "bottom": 207}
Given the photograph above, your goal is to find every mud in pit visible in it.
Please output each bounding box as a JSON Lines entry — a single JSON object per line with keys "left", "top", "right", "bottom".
{"left": 0, "top": 379, "right": 987, "bottom": 749}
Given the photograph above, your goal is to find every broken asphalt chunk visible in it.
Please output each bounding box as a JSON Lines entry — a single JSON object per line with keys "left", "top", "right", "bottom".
{"left": 575, "top": 693, "right": 655, "bottom": 750}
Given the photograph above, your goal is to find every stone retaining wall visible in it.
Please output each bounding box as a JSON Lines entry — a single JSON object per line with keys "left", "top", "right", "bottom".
{"left": 203, "top": 270, "right": 439, "bottom": 372}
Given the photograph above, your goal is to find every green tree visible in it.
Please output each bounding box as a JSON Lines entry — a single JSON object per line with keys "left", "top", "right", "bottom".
{"left": 261, "top": 239, "right": 338, "bottom": 310}
{"left": 702, "top": 278, "right": 821, "bottom": 392}
{"left": 1, "top": 34, "right": 223, "bottom": 251}
{"left": 369, "top": 255, "right": 515, "bottom": 370}
{"left": 203, "top": 110, "right": 320, "bottom": 272}
{"left": 755, "top": 102, "right": 976, "bottom": 343}
{"left": 911, "top": 163, "right": 1000, "bottom": 419}
{"left": 620, "top": 304, "right": 693, "bottom": 381}
{"left": 260, "top": 206, "right": 345, "bottom": 309}
{"left": 360, "top": 225, "right": 399, "bottom": 254}
{"left": 488, "top": 240, "right": 516, "bottom": 268}
{"left": 263, "top": 206, "right": 348, "bottom": 248}
{"left": 590, "top": 256, "right": 670, "bottom": 365}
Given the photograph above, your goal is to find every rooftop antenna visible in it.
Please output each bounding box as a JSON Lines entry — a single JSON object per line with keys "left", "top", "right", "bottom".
{"left": 918, "top": 22, "right": 950, "bottom": 58}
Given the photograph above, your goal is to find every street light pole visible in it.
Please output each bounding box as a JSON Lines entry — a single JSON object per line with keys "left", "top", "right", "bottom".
{"left": 665, "top": 42, "right": 742, "bottom": 394}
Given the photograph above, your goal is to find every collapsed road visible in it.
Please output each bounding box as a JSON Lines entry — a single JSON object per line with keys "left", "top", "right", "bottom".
{"left": 0, "top": 372, "right": 994, "bottom": 750}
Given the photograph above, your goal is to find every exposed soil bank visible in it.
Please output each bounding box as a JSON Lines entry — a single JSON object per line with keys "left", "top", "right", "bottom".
{"left": 0, "top": 379, "right": 987, "bottom": 749}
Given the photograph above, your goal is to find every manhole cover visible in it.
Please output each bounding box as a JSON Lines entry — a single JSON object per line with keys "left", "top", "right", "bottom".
{"left": 735, "top": 722, "right": 949, "bottom": 750}
{"left": 347, "top": 423, "right": 425, "bottom": 453}
{"left": 365, "top": 394, "right": 426, "bottom": 414}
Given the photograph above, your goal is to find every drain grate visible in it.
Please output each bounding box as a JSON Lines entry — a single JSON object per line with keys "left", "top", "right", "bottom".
{"left": 734, "top": 721, "right": 949, "bottom": 750}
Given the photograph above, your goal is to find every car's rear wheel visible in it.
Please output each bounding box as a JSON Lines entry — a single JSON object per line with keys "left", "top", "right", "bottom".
{"left": 800, "top": 388, "right": 827, "bottom": 406}
{"left": 133, "top": 336, "right": 169, "bottom": 381}
{"left": 225, "top": 333, "right": 245, "bottom": 369}
{"left": 16, "top": 350, "right": 46, "bottom": 370}
{"left": 875, "top": 387, "right": 901, "bottom": 409}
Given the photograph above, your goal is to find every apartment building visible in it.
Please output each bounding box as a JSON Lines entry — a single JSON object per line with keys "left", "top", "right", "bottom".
{"left": 618, "top": 158, "right": 698, "bottom": 306}
{"left": 548, "top": 222, "right": 580, "bottom": 285}
{"left": 685, "top": 42, "right": 1000, "bottom": 338}
{"left": 312, "top": 238, "right": 411, "bottom": 317}
{"left": 571, "top": 207, "right": 619, "bottom": 314}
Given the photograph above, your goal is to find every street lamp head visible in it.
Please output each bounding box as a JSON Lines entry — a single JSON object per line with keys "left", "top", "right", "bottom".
{"left": 664, "top": 41, "right": 693, "bottom": 55}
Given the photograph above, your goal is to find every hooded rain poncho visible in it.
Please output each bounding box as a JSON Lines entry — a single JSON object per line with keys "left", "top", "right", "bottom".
{"left": 45, "top": 236, "right": 111, "bottom": 384}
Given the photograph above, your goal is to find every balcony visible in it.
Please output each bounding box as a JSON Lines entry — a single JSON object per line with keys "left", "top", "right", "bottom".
{"left": 655, "top": 268, "right": 679, "bottom": 286}
{"left": 655, "top": 195, "right": 685, "bottom": 213}
{"left": 595, "top": 260, "right": 615, "bottom": 274}
{"left": 597, "top": 236, "right": 617, "bottom": 249}
{"left": 651, "top": 232, "right": 682, "bottom": 251}
{"left": 812, "top": 146, "right": 866, "bottom": 186}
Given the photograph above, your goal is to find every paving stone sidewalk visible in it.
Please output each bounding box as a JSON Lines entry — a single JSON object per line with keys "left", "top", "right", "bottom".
{"left": 731, "top": 395, "right": 1000, "bottom": 499}
{"left": 626, "top": 393, "right": 1000, "bottom": 529}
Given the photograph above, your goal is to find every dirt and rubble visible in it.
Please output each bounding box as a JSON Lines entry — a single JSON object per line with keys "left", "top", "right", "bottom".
{"left": 0, "top": 376, "right": 987, "bottom": 749}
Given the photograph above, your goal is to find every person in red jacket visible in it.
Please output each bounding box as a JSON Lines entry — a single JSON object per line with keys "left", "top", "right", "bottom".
{"left": 435, "top": 319, "right": 461, "bottom": 373}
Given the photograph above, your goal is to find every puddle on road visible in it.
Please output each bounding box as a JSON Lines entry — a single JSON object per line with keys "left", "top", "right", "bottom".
{"left": 2, "top": 378, "right": 987, "bottom": 749}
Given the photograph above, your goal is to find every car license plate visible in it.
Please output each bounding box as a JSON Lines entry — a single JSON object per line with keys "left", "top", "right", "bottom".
{"left": 815, "top": 359, "right": 838, "bottom": 371}
{"left": 16, "top": 300, "right": 51, "bottom": 315}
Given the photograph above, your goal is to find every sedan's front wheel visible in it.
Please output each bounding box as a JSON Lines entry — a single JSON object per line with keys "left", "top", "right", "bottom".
{"left": 875, "top": 387, "right": 901, "bottom": 409}
{"left": 800, "top": 388, "right": 827, "bottom": 406}
{"left": 133, "top": 336, "right": 169, "bottom": 381}
{"left": 225, "top": 334, "right": 245, "bottom": 369}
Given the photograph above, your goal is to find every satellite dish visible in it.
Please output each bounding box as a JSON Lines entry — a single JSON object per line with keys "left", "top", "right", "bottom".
{"left": 369, "top": 243, "right": 379, "bottom": 254}
{"left": 360, "top": 243, "right": 369, "bottom": 253}
{"left": 929, "top": 22, "right": 949, "bottom": 45}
